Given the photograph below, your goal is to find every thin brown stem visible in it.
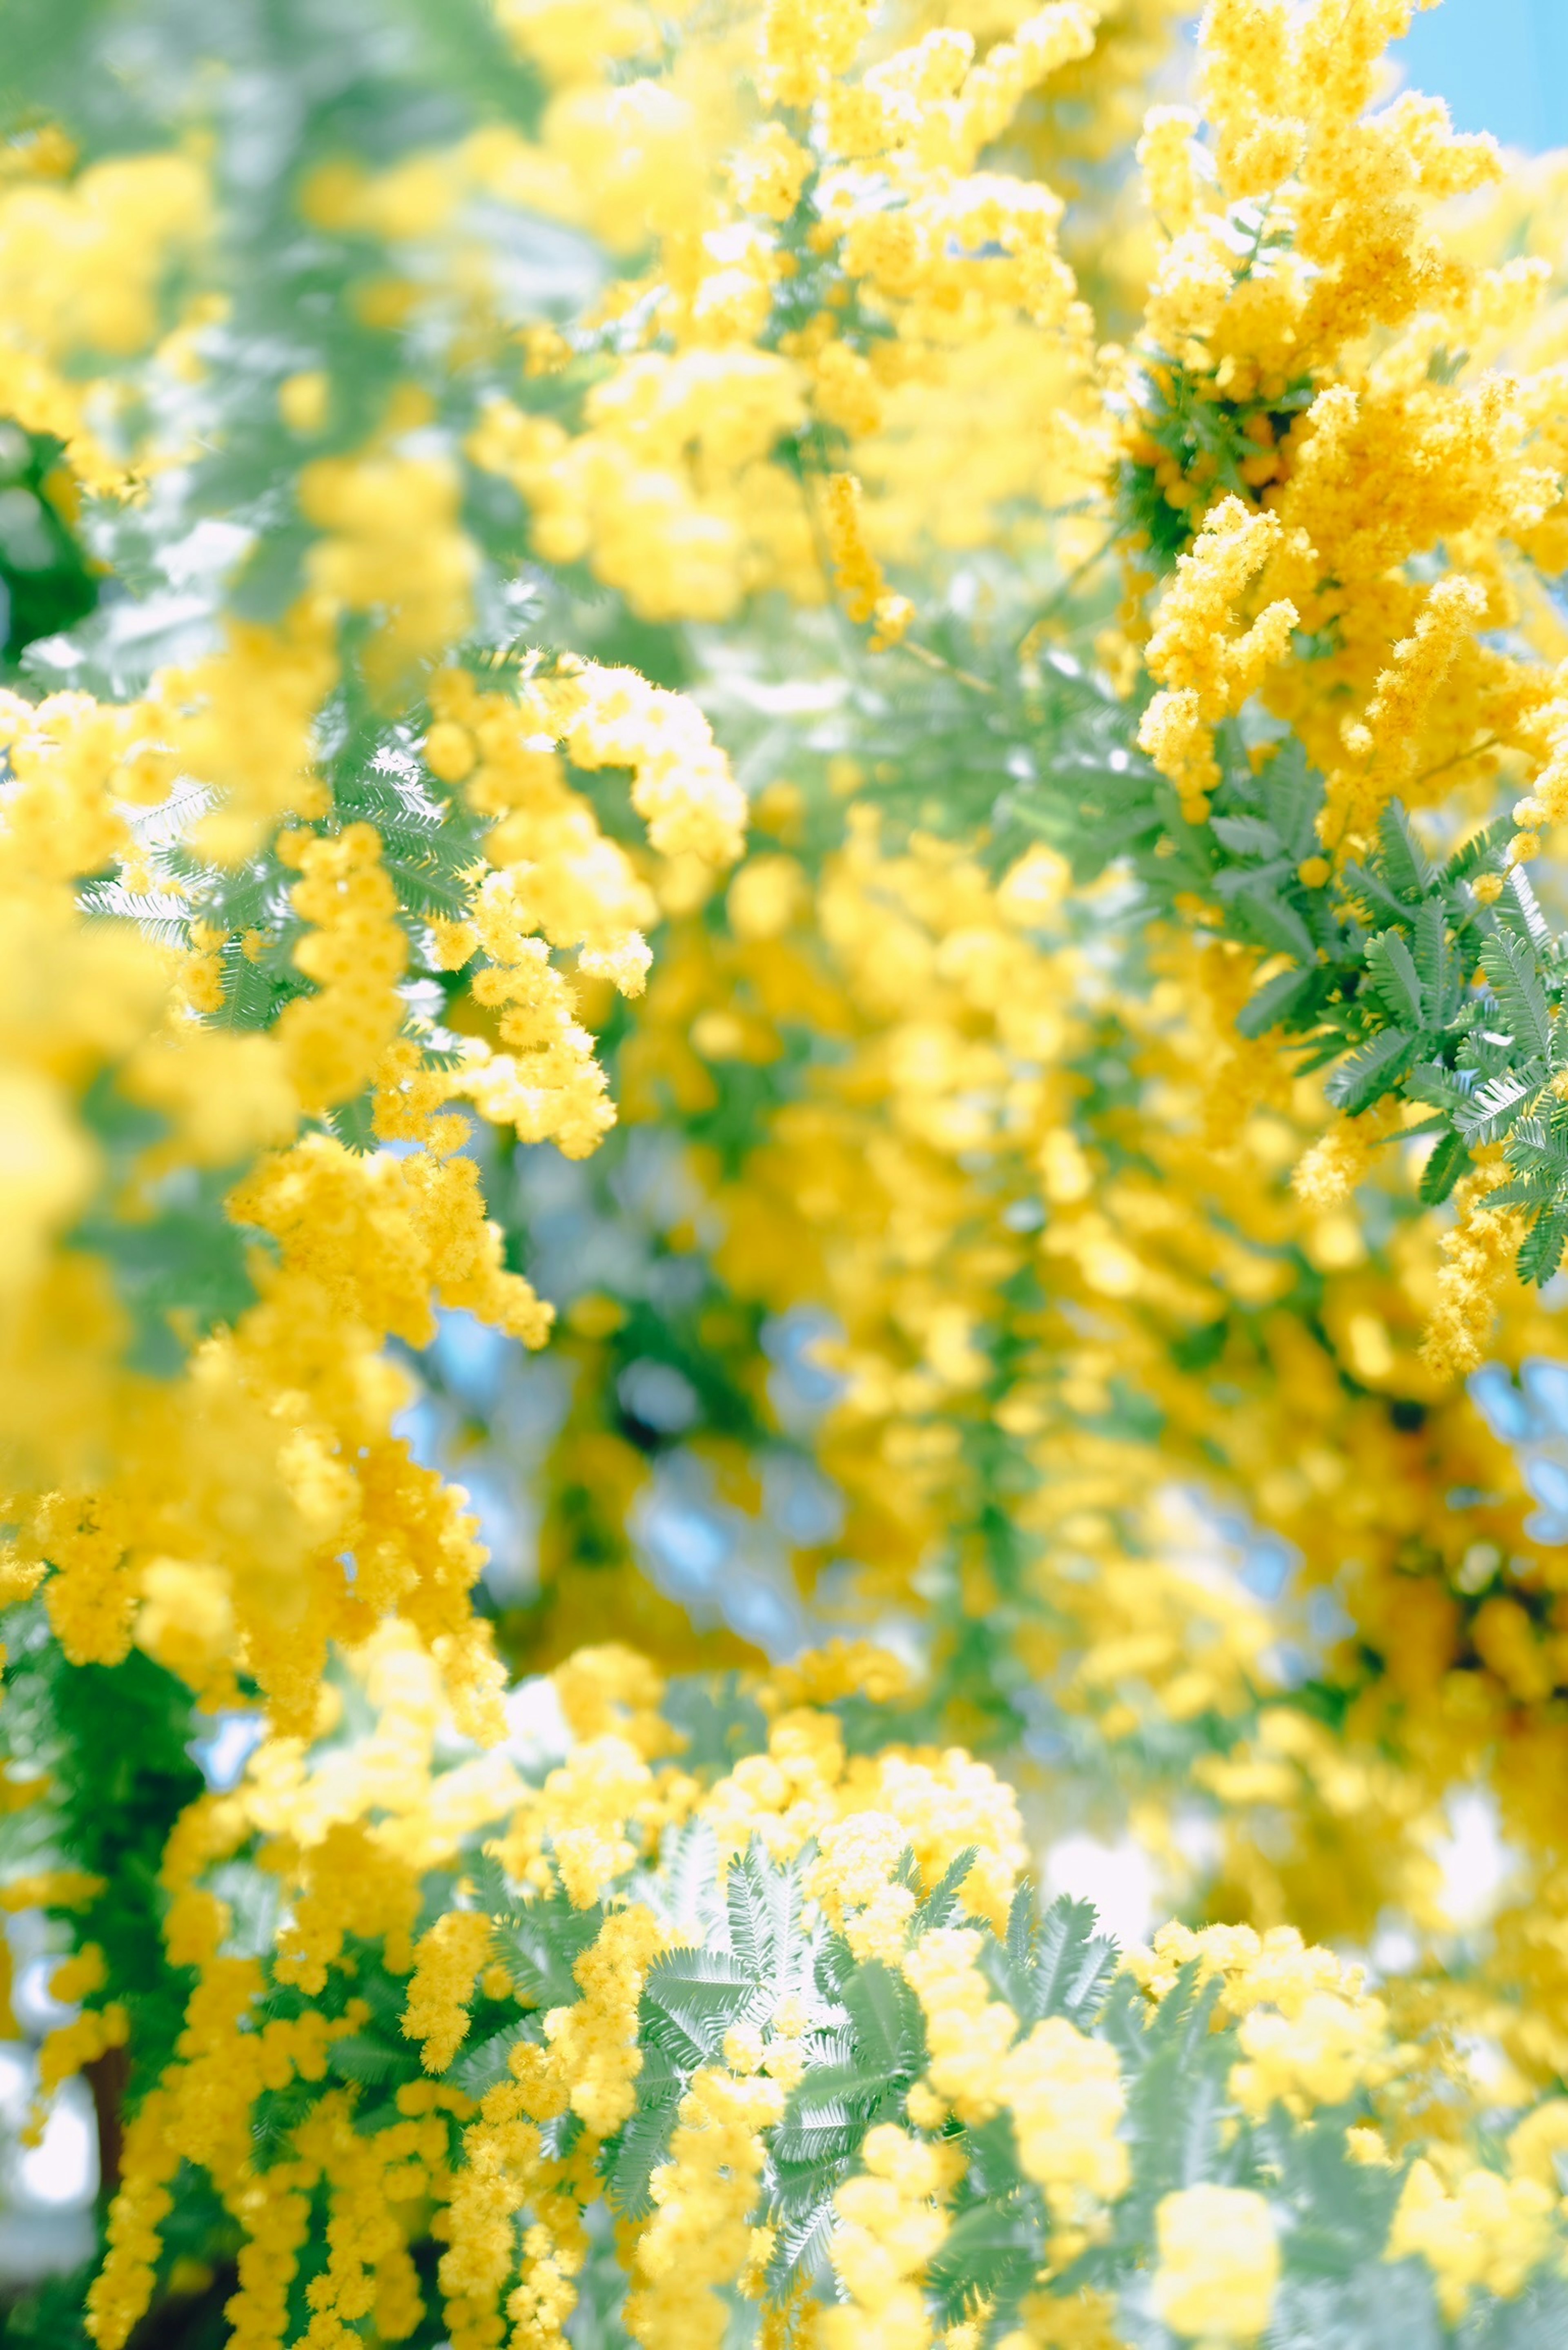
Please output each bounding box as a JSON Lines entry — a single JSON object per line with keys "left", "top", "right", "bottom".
{"left": 893, "top": 635, "right": 996, "bottom": 696}
{"left": 1410, "top": 734, "right": 1503, "bottom": 792}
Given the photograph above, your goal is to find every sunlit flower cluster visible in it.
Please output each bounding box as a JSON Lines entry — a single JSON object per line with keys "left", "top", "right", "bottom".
{"left": 4, "top": 0, "right": 1568, "bottom": 2344}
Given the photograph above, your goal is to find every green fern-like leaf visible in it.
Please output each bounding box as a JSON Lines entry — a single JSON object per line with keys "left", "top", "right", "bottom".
{"left": 764, "top": 2193, "right": 839, "bottom": 2297}
{"left": 910, "top": 1846, "right": 979, "bottom": 1936}
{"left": 1365, "top": 929, "right": 1425, "bottom": 1027}
{"left": 1457, "top": 1068, "right": 1539, "bottom": 1147}
{"left": 1027, "top": 1893, "right": 1118, "bottom": 2026}
{"left": 1418, "top": 1127, "right": 1471, "bottom": 1206}
{"left": 327, "top": 2032, "right": 411, "bottom": 2088}
{"left": 1235, "top": 964, "right": 1318, "bottom": 1039}
{"left": 1518, "top": 1208, "right": 1568, "bottom": 1287}
{"left": 1325, "top": 1027, "right": 1418, "bottom": 1115}
{"left": 470, "top": 1849, "right": 521, "bottom": 1923}
{"left": 451, "top": 2017, "right": 535, "bottom": 2098}
{"left": 1480, "top": 928, "right": 1553, "bottom": 1061}
{"left": 1410, "top": 899, "right": 1458, "bottom": 1023}
{"left": 640, "top": 1947, "right": 767, "bottom": 2067}
{"left": 604, "top": 2047, "right": 682, "bottom": 2217}
{"left": 497, "top": 1897, "right": 604, "bottom": 2010}
{"left": 724, "top": 1841, "right": 806, "bottom": 1989}
{"left": 1443, "top": 817, "right": 1511, "bottom": 886}
{"left": 927, "top": 2194, "right": 1044, "bottom": 2328}
{"left": 1374, "top": 804, "right": 1434, "bottom": 902}
{"left": 841, "top": 1956, "right": 926, "bottom": 2081}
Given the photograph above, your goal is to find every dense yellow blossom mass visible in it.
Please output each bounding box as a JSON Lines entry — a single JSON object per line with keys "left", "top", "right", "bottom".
{"left": 4, "top": 0, "right": 1568, "bottom": 2344}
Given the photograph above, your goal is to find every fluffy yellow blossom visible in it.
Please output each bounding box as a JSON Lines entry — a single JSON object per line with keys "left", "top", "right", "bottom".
{"left": 628, "top": 2067, "right": 785, "bottom": 2350}
{"left": 299, "top": 450, "right": 477, "bottom": 685}
{"left": 1231, "top": 1988, "right": 1391, "bottom": 2117}
{"left": 0, "top": 151, "right": 206, "bottom": 484}
{"left": 497, "top": 1734, "right": 658, "bottom": 1906}
{"left": 545, "top": 1903, "right": 669, "bottom": 2135}
{"left": 1421, "top": 1163, "right": 1527, "bottom": 1378}
{"left": 822, "top": 2125, "right": 951, "bottom": 2350}
{"left": 273, "top": 823, "right": 407, "bottom": 1112}
{"left": 1506, "top": 2098, "right": 1568, "bottom": 2191}
{"left": 29, "top": 1944, "right": 130, "bottom": 2129}
{"left": 760, "top": 0, "right": 876, "bottom": 109}
{"left": 0, "top": 1869, "right": 105, "bottom": 1913}
{"left": 729, "top": 125, "right": 813, "bottom": 222}
{"left": 812, "top": 1811, "right": 919, "bottom": 1960}
{"left": 1387, "top": 2161, "right": 1555, "bottom": 2320}
{"left": 903, "top": 1927, "right": 1127, "bottom": 2216}
{"left": 458, "top": 871, "right": 619, "bottom": 1158}
{"left": 1138, "top": 105, "right": 1206, "bottom": 235}
{"left": 1138, "top": 499, "right": 1296, "bottom": 821}
{"left": 822, "top": 473, "right": 915, "bottom": 650}
{"left": 1151, "top": 2185, "right": 1278, "bottom": 2342}
{"left": 903, "top": 1925, "right": 1018, "bottom": 2118}
{"left": 1292, "top": 1114, "right": 1379, "bottom": 1209}
{"left": 403, "top": 1909, "right": 495, "bottom": 2071}
{"left": 548, "top": 661, "right": 747, "bottom": 870}
{"left": 1005, "top": 2019, "right": 1128, "bottom": 2216}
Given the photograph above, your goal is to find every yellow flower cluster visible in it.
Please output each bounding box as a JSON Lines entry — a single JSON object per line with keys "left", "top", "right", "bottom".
{"left": 904, "top": 1925, "right": 1127, "bottom": 2217}
{"left": 1137, "top": 497, "right": 1298, "bottom": 820}
{"left": 628, "top": 2064, "right": 785, "bottom": 2350}
{"left": 822, "top": 472, "right": 915, "bottom": 649}
{"left": 457, "top": 0, "right": 1114, "bottom": 608}
{"left": 404, "top": 1910, "right": 496, "bottom": 2072}
{"left": 274, "top": 823, "right": 409, "bottom": 1112}
{"left": 299, "top": 447, "right": 477, "bottom": 689}
{"left": 605, "top": 728, "right": 1568, "bottom": 2111}
{"left": 469, "top": 358, "right": 817, "bottom": 624}
{"left": 1388, "top": 2161, "right": 1555, "bottom": 2321}
{"left": 12, "top": 2, "right": 1568, "bottom": 2345}
{"left": 146, "top": 606, "right": 339, "bottom": 865}
{"left": 72, "top": 1636, "right": 1568, "bottom": 2350}
{"left": 424, "top": 668, "right": 658, "bottom": 994}
{"left": 823, "top": 2123, "right": 953, "bottom": 2350}
{"left": 1152, "top": 2184, "right": 1278, "bottom": 2344}
{"left": 547, "top": 660, "right": 748, "bottom": 871}
{"left": 1129, "top": 1922, "right": 1396, "bottom": 2120}
{"left": 1126, "top": 0, "right": 1568, "bottom": 871}
{"left": 0, "top": 146, "right": 205, "bottom": 488}
{"left": 0, "top": 50, "right": 752, "bottom": 1753}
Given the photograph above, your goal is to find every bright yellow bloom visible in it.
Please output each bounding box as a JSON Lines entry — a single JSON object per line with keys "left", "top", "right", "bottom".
{"left": 1151, "top": 2185, "right": 1279, "bottom": 2342}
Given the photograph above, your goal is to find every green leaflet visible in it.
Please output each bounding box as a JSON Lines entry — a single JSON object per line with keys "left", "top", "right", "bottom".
{"left": 995, "top": 1885, "right": 1118, "bottom": 2029}
{"left": 327, "top": 2031, "right": 416, "bottom": 2088}
{"left": 927, "top": 2184, "right": 1046, "bottom": 2331}
{"left": 1419, "top": 1125, "right": 1472, "bottom": 1207}
{"left": 1365, "top": 928, "right": 1426, "bottom": 1028}
{"left": 450, "top": 2017, "right": 535, "bottom": 2098}
{"left": 987, "top": 677, "right": 1568, "bottom": 1282}
{"left": 1482, "top": 927, "right": 1557, "bottom": 1063}
{"left": 766, "top": 1947, "right": 929, "bottom": 2297}
{"left": 909, "top": 1846, "right": 981, "bottom": 1937}
{"left": 605, "top": 2045, "right": 684, "bottom": 2219}
{"left": 1325, "top": 1026, "right": 1422, "bottom": 1116}
{"left": 640, "top": 1945, "right": 772, "bottom": 2068}
{"left": 491, "top": 1893, "right": 605, "bottom": 2010}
